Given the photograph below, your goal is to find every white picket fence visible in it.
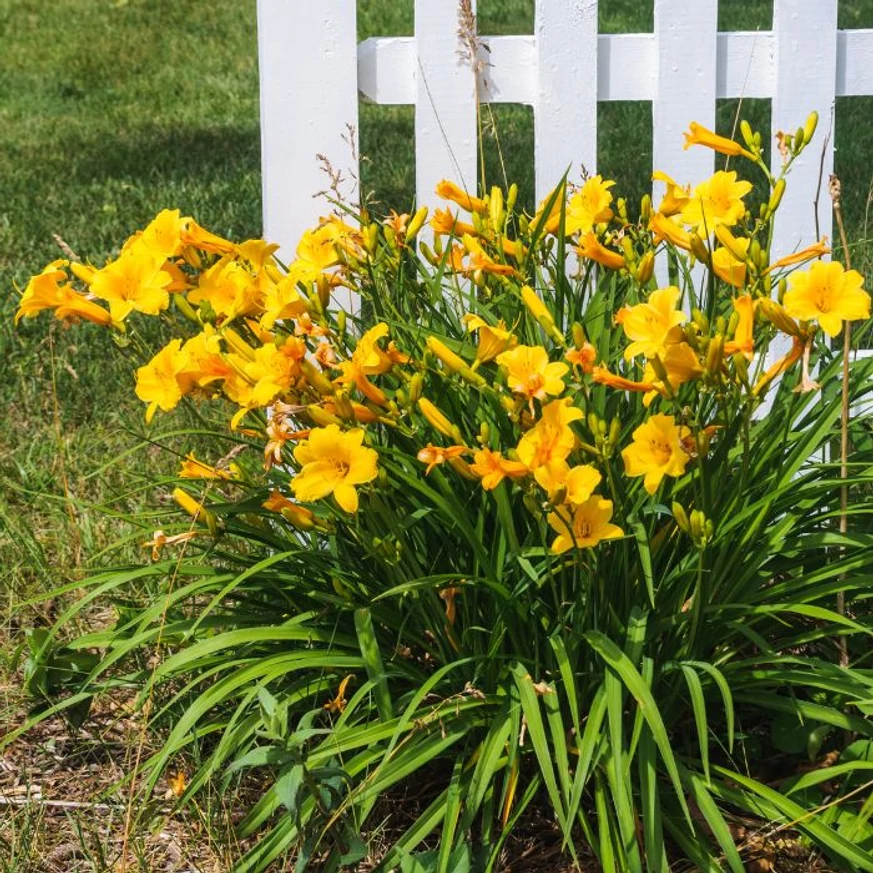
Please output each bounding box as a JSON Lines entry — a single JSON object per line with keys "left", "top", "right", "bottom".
{"left": 257, "top": 0, "right": 873, "bottom": 409}
{"left": 257, "top": 0, "right": 873, "bottom": 262}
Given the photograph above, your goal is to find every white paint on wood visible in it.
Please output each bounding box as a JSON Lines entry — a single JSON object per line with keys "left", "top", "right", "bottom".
{"left": 653, "top": 0, "right": 718, "bottom": 190}
{"left": 414, "top": 0, "right": 480, "bottom": 212}
{"left": 534, "top": 0, "right": 599, "bottom": 202}
{"left": 358, "top": 37, "right": 415, "bottom": 105}
{"left": 771, "top": 0, "right": 838, "bottom": 257}
{"left": 853, "top": 349, "right": 873, "bottom": 417}
{"left": 836, "top": 29, "right": 873, "bottom": 97}
{"left": 716, "top": 32, "right": 775, "bottom": 98}
{"left": 257, "top": 0, "right": 359, "bottom": 274}
{"left": 652, "top": 0, "right": 717, "bottom": 289}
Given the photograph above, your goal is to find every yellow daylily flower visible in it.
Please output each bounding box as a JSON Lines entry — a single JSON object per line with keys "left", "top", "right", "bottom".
{"left": 291, "top": 424, "right": 379, "bottom": 513}
{"left": 470, "top": 448, "right": 528, "bottom": 490}
{"left": 497, "top": 345, "right": 568, "bottom": 402}
{"left": 564, "top": 175, "right": 615, "bottom": 236}
{"left": 683, "top": 121, "right": 756, "bottom": 161}
{"left": 135, "top": 339, "right": 190, "bottom": 423}
{"left": 435, "top": 179, "right": 488, "bottom": 214}
{"left": 723, "top": 295, "right": 756, "bottom": 359}
{"left": 15, "top": 262, "right": 112, "bottom": 326}
{"left": 89, "top": 242, "right": 174, "bottom": 322}
{"left": 140, "top": 209, "right": 187, "bottom": 259}
{"left": 463, "top": 314, "right": 517, "bottom": 364}
{"left": 681, "top": 171, "right": 752, "bottom": 233}
{"left": 515, "top": 398, "right": 583, "bottom": 471}
{"left": 615, "top": 286, "right": 686, "bottom": 360}
{"left": 652, "top": 171, "right": 690, "bottom": 217}
{"left": 621, "top": 414, "right": 691, "bottom": 494}
{"left": 711, "top": 239, "right": 749, "bottom": 288}
{"left": 548, "top": 496, "right": 624, "bottom": 553}
{"left": 187, "top": 257, "right": 262, "bottom": 322}
{"left": 783, "top": 260, "right": 870, "bottom": 337}
{"left": 534, "top": 462, "right": 602, "bottom": 506}
{"left": 576, "top": 231, "right": 625, "bottom": 271}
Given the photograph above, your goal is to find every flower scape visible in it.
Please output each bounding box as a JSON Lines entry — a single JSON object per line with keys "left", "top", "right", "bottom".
{"left": 13, "top": 117, "right": 873, "bottom": 871}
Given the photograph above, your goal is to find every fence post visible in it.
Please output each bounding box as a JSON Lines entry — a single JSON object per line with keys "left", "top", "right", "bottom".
{"left": 414, "top": 0, "right": 480, "bottom": 213}
{"left": 257, "top": 0, "right": 359, "bottom": 264}
{"left": 534, "top": 0, "right": 599, "bottom": 202}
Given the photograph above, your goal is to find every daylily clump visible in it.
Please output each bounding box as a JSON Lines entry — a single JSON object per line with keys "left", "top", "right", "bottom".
{"left": 13, "top": 113, "right": 870, "bottom": 557}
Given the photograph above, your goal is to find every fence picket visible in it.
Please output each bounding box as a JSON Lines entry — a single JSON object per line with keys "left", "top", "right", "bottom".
{"left": 652, "top": 0, "right": 718, "bottom": 288}
{"left": 534, "top": 0, "right": 599, "bottom": 203}
{"left": 257, "top": 0, "right": 359, "bottom": 265}
{"left": 414, "top": 0, "right": 479, "bottom": 214}
{"left": 771, "top": 0, "right": 838, "bottom": 256}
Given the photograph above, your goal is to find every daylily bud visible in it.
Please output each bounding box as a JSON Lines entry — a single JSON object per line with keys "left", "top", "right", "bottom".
{"left": 418, "top": 397, "right": 455, "bottom": 438}
{"left": 572, "top": 322, "right": 587, "bottom": 349}
{"left": 740, "top": 120, "right": 755, "bottom": 152}
{"left": 551, "top": 484, "right": 568, "bottom": 506}
{"left": 448, "top": 456, "right": 477, "bottom": 480}
{"left": 507, "top": 183, "right": 518, "bottom": 213}
{"left": 727, "top": 310, "right": 740, "bottom": 336}
{"left": 306, "top": 404, "right": 343, "bottom": 427}
{"left": 223, "top": 327, "right": 256, "bottom": 361}
{"left": 749, "top": 239, "right": 764, "bottom": 270}
{"left": 521, "top": 285, "right": 565, "bottom": 346}
{"left": 692, "top": 308, "right": 710, "bottom": 333}
{"left": 317, "top": 274, "right": 331, "bottom": 310}
{"left": 768, "top": 179, "right": 786, "bottom": 214}
{"left": 732, "top": 352, "right": 750, "bottom": 387}
{"left": 608, "top": 417, "right": 621, "bottom": 451}
{"left": 420, "top": 242, "right": 440, "bottom": 265}
{"left": 803, "top": 111, "right": 818, "bottom": 145}
{"left": 689, "top": 233, "right": 710, "bottom": 265}
{"left": 426, "top": 336, "right": 468, "bottom": 374}
{"left": 636, "top": 251, "right": 656, "bottom": 284}
{"left": 649, "top": 354, "right": 670, "bottom": 386}
{"left": 714, "top": 225, "right": 750, "bottom": 262}
{"left": 337, "top": 309, "right": 347, "bottom": 337}
{"left": 640, "top": 194, "right": 652, "bottom": 223}
{"left": 478, "top": 421, "right": 490, "bottom": 444}
{"left": 489, "top": 186, "right": 505, "bottom": 230}
{"left": 408, "top": 372, "right": 424, "bottom": 405}
{"left": 705, "top": 334, "right": 724, "bottom": 376}
{"left": 758, "top": 297, "right": 800, "bottom": 336}
{"left": 690, "top": 509, "right": 710, "bottom": 547}
{"left": 405, "top": 206, "right": 429, "bottom": 242}
{"left": 333, "top": 389, "right": 355, "bottom": 421}
{"left": 300, "top": 359, "right": 336, "bottom": 396}
{"left": 672, "top": 502, "right": 691, "bottom": 534}
{"left": 696, "top": 429, "right": 711, "bottom": 458}
{"left": 427, "top": 337, "right": 486, "bottom": 387}
{"left": 794, "top": 126, "right": 805, "bottom": 151}
{"left": 587, "top": 412, "right": 600, "bottom": 438}
{"left": 620, "top": 236, "right": 634, "bottom": 261}
{"left": 778, "top": 277, "right": 787, "bottom": 303}
{"left": 281, "top": 503, "right": 316, "bottom": 531}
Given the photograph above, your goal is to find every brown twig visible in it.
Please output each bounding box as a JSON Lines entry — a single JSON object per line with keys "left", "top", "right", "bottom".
{"left": 813, "top": 105, "right": 835, "bottom": 243}
{"left": 829, "top": 173, "right": 851, "bottom": 670}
